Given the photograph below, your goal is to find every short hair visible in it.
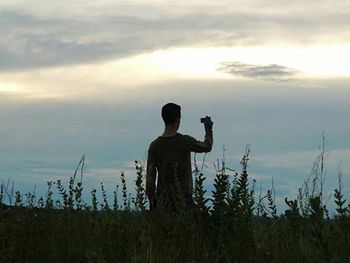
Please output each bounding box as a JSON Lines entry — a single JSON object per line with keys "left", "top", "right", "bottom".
{"left": 161, "top": 103, "right": 181, "bottom": 125}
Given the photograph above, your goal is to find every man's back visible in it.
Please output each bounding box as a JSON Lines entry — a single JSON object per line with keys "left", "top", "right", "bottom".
{"left": 147, "top": 131, "right": 213, "bottom": 210}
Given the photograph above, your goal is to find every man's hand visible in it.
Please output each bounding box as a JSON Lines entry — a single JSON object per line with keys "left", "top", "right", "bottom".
{"left": 202, "top": 116, "right": 213, "bottom": 131}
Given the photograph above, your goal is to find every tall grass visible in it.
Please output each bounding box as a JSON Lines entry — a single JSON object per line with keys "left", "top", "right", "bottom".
{"left": 1, "top": 139, "right": 350, "bottom": 262}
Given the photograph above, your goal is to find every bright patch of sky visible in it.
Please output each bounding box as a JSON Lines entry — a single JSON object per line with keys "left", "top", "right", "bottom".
{"left": 2, "top": 45, "right": 350, "bottom": 99}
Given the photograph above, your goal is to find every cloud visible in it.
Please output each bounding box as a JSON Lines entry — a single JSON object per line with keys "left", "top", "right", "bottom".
{"left": 218, "top": 61, "right": 298, "bottom": 81}
{"left": 0, "top": 11, "right": 157, "bottom": 71}
{"left": 1, "top": 3, "right": 350, "bottom": 71}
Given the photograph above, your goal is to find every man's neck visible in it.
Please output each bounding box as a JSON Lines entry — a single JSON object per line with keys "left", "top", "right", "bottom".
{"left": 162, "top": 126, "right": 178, "bottom": 137}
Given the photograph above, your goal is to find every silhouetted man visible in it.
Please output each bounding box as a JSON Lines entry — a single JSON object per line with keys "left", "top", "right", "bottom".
{"left": 146, "top": 103, "right": 213, "bottom": 211}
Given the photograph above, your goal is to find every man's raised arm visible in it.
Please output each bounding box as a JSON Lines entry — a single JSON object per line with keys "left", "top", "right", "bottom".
{"left": 187, "top": 116, "right": 214, "bottom": 153}
{"left": 187, "top": 129, "right": 213, "bottom": 153}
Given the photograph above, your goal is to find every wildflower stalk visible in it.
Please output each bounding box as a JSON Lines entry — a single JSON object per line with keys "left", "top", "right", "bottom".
{"left": 120, "top": 171, "right": 128, "bottom": 210}
{"left": 334, "top": 165, "right": 349, "bottom": 219}
{"left": 134, "top": 160, "right": 147, "bottom": 211}
{"left": 100, "top": 182, "right": 110, "bottom": 211}
{"left": 113, "top": 185, "right": 119, "bottom": 211}
{"left": 45, "top": 181, "right": 54, "bottom": 209}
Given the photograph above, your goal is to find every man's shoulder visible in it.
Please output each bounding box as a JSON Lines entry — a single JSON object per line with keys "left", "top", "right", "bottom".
{"left": 148, "top": 136, "right": 168, "bottom": 149}
{"left": 179, "top": 134, "right": 196, "bottom": 142}
{"left": 164, "top": 133, "right": 195, "bottom": 142}
{"left": 149, "top": 133, "right": 195, "bottom": 146}
{"left": 148, "top": 138, "right": 161, "bottom": 149}
{"left": 149, "top": 134, "right": 186, "bottom": 145}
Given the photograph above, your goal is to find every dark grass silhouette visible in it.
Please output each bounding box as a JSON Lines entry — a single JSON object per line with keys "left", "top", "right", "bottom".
{"left": 1, "top": 139, "right": 350, "bottom": 262}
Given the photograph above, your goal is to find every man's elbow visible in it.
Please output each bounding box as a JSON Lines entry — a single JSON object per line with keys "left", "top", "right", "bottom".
{"left": 199, "top": 143, "right": 213, "bottom": 153}
{"left": 206, "top": 144, "right": 212, "bottom": 152}
{"left": 203, "top": 143, "right": 212, "bottom": 153}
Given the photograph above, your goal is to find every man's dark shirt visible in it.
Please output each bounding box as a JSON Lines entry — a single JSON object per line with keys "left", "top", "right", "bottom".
{"left": 146, "top": 131, "right": 213, "bottom": 207}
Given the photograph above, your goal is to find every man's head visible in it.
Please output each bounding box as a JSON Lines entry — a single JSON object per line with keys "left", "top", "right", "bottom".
{"left": 162, "top": 103, "right": 181, "bottom": 129}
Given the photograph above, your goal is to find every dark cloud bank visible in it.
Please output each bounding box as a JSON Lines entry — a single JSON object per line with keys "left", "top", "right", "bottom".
{"left": 1, "top": 8, "right": 350, "bottom": 71}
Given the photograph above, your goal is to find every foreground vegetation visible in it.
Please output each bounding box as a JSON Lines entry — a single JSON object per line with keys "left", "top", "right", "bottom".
{"left": 1, "top": 141, "right": 350, "bottom": 262}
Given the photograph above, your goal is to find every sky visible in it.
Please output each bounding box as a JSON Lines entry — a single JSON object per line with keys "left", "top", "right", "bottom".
{"left": 1, "top": 0, "right": 350, "bottom": 212}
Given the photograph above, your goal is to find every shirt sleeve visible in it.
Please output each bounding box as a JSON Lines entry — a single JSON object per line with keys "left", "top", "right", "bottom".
{"left": 146, "top": 143, "right": 157, "bottom": 199}
{"left": 186, "top": 130, "right": 213, "bottom": 153}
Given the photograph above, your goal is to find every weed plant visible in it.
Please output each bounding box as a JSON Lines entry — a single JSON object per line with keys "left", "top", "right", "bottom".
{"left": 1, "top": 138, "right": 350, "bottom": 262}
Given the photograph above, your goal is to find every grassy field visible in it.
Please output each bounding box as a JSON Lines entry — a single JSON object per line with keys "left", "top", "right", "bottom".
{"left": 1, "top": 145, "right": 350, "bottom": 262}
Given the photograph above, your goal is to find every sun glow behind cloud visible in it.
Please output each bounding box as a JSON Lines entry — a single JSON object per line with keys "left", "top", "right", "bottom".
{"left": 144, "top": 45, "right": 350, "bottom": 79}
{"left": 0, "top": 82, "right": 23, "bottom": 93}
{"left": 1, "top": 44, "right": 350, "bottom": 100}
